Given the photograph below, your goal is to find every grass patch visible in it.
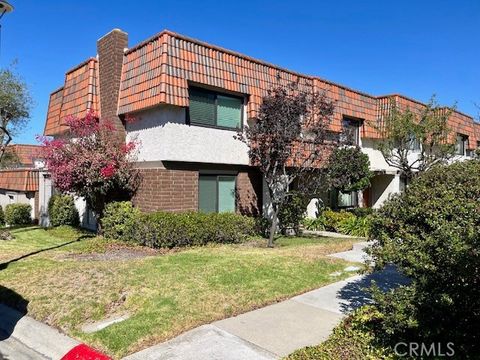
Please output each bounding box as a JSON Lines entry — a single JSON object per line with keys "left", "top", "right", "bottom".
{"left": 0, "top": 227, "right": 359, "bottom": 358}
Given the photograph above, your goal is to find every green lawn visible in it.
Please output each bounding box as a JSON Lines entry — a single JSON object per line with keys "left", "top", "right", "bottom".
{"left": 0, "top": 226, "right": 359, "bottom": 358}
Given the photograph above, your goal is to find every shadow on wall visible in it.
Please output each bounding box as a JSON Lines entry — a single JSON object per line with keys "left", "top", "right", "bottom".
{"left": 337, "top": 264, "right": 410, "bottom": 314}
{"left": 0, "top": 286, "right": 29, "bottom": 341}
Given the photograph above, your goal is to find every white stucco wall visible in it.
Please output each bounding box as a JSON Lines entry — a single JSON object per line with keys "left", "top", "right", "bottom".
{"left": 126, "top": 105, "right": 250, "bottom": 165}
{"left": 0, "top": 190, "right": 36, "bottom": 220}
{"left": 361, "top": 139, "right": 420, "bottom": 173}
{"left": 370, "top": 174, "right": 401, "bottom": 208}
{"left": 74, "top": 197, "right": 97, "bottom": 231}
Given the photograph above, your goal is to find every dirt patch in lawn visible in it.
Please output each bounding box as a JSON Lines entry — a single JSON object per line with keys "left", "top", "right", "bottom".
{"left": 59, "top": 245, "right": 163, "bottom": 261}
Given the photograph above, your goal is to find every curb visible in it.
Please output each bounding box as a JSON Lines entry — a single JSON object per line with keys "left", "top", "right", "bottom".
{"left": 0, "top": 303, "right": 80, "bottom": 359}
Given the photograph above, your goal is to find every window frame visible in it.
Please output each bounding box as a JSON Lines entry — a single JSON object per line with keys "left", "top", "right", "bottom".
{"left": 455, "top": 134, "right": 468, "bottom": 156}
{"left": 187, "top": 87, "right": 245, "bottom": 131}
{"left": 341, "top": 116, "right": 361, "bottom": 146}
{"left": 330, "top": 189, "right": 359, "bottom": 209}
{"left": 198, "top": 173, "right": 237, "bottom": 213}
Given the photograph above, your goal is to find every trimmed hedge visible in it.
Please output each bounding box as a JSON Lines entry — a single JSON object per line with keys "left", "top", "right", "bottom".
{"left": 5, "top": 203, "right": 31, "bottom": 226}
{"left": 48, "top": 194, "right": 79, "bottom": 227}
{"left": 101, "top": 201, "right": 256, "bottom": 248}
{"left": 102, "top": 201, "right": 140, "bottom": 241}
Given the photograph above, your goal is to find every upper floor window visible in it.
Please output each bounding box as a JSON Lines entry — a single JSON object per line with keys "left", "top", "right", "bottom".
{"left": 341, "top": 117, "right": 361, "bottom": 146}
{"left": 407, "top": 133, "right": 421, "bottom": 151}
{"left": 455, "top": 134, "right": 468, "bottom": 156}
{"left": 188, "top": 87, "right": 243, "bottom": 130}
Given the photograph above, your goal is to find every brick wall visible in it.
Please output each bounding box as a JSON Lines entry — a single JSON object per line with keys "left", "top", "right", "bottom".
{"left": 97, "top": 29, "right": 128, "bottom": 137}
{"left": 133, "top": 166, "right": 263, "bottom": 216}
{"left": 236, "top": 170, "right": 263, "bottom": 217}
{"left": 133, "top": 168, "right": 198, "bottom": 212}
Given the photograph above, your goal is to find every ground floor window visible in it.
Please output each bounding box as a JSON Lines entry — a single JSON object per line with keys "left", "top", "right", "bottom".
{"left": 198, "top": 175, "right": 236, "bottom": 213}
{"left": 331, "top": 190, "right": 358, "bottom": 208}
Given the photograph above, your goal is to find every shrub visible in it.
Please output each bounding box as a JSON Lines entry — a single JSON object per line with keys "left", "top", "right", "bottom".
{"left": 101, "top": 201, "right": 140, "bottom": 241}
{"left": 48, "top": 194, "right": 79, "bottom": 227}
{"left": 119, "top": 210, "right": 255, "bottom": 248}
{"left": 5, "top": 203, "right": 31, "bottom": 226}
{"left": 369, "top": 160, "right": 480, "bottom": 357}
{"left": 349, "top": 207, "right": 374, "bottom": 218}
{"left": 0, "top": 205, "right": 4, "bottom": 226}
{"left": 278, "top": 192, "right": 309, "bottom": 235}
{"left": 255, "top": 216, "right": 271, "bottom": 238}
{"left": 286, "top": 306, "right": 394, "bottom": 360}
{"left": 337, "top": 215, "right": 372, "bottom": 237}
{"left": 322, "top": 210, "right": 355, "bottom": 232}
{"left": 302, "top": 217, "right": 326, "bottom": 231}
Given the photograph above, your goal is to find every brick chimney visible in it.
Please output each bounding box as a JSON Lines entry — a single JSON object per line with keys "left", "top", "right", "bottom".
{"left": 97, "top": 29, "right": 128, "bottom": 137}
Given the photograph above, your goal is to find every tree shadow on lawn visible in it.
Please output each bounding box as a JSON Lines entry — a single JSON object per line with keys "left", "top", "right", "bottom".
{"left": 0, "top": 286, "right": 29, "bottom": 341}
{"left": 0, "top": 234, "right": 94, "bottom": 271}
{"left": 337, "top": 264, "right": 411, "bottom": 314}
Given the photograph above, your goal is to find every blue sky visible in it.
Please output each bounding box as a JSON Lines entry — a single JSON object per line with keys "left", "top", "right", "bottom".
{"left": 2, "top": 0, "right": 479, "bottom": 144}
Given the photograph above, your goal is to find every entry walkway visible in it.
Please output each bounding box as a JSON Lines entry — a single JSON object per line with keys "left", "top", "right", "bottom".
{"left": 124, "top": 242, "right": 407, "bottom": 360}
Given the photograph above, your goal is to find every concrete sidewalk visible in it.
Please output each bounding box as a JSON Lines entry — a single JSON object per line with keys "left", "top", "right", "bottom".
{"left": 124, "top": 242, "right": 407, "bottom": 360}
{"left": 0, "top": 304, "right": 79, "bottom": 360}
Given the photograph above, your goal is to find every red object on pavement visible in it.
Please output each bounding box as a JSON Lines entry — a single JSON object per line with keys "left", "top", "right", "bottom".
{"left": 61, "top": 344, "right": 111, "bottom": 360}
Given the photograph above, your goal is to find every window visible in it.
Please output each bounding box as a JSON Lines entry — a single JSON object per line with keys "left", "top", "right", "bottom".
{"left": 341, "top": 117, "right": 361, "bottom": 146}
{"left": 329, "top": 190, "right": 358, "bottom": 208}
{"left": 198, "top": 175, "right": 236, "bottom": 213}
{"left": 337, "top": 191, "right": 358, "bottom": 208}
{"left": 407, "top": 133, "right": 421, "bottom": 151}
{"left": 188, "top": 87, "right": 243, "bottom": 130}
{"left": 455, "top": 134, "right": 468, "bottom": 156}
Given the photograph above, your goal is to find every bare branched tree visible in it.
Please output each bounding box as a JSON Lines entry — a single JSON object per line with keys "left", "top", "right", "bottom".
{"left": 237, "top": 81, "right": 336, "bottom": 247}
{"left": 374, "top": 96, "right": 455, "bottom": 182}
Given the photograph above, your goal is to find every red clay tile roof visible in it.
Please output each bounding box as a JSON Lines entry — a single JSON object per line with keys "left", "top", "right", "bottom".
{"left": 5, "top": 145, "right": 42, "bottom": 166}
{"left": 44, "top": 87, "right": 64, "bottom": 136}
{"left": 0, "top": 169, "right": 39, "bottom": 192}
{"left": 44, "top": 58, "right": 99, "bottom": 136}
{"left": 45, "top": 28, "right": 479, "bottom": 145}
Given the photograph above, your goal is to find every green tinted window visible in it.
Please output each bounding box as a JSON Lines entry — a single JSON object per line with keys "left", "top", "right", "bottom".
{"left": 217, "top": 95, "right": 242, "bottom": 128}
{"left": 198, "top": 175, "right": 236, "bottom": 213}
{"left": 199, "top": 176, "right": 217, "bottom": 213}
{"left": 189, "top": 88, "right": 242, "bottom": 129}
{"left": 189, "top": 89, "right": 216, "bottom": 126}
{"left": 218, "top": 176, "right": 236, "bottom": 213}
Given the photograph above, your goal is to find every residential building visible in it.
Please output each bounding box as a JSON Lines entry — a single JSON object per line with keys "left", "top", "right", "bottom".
{"left": 43, "top": 29, "right": 480, "bottom": 223}
{"left": 0, "top": 144, "right": 44, "bottom": 221}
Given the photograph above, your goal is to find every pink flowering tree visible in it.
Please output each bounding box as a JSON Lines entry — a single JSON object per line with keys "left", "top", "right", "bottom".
{"left": 39, "top": 111, "right": 140, "bottom": 233}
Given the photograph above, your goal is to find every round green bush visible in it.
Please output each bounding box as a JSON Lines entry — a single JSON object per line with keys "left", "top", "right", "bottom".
{"left": 101, "top": 201, "right": 141, "bottom": 241}
{"left": 278, "top": 192, "right": 309, "bottom": 235}
{"left": 369, "top": 160, "right": 480, "bottom": 357}
{"left": 48, "top": 194, "right": 79, "bottom": 227}
{"left": 5, "top": 203, "right": 32, "bottom": 226}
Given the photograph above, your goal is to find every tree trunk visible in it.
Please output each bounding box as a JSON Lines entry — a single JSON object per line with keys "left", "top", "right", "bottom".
{"left": 267, "top": 205, "right": 280, "bottom": 248}
{"left": 95, "top": 212, "right": 103, "bottom": 235}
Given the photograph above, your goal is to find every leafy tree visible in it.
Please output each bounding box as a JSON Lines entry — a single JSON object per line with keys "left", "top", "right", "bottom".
{"left": 0, "top": 66, "right": 32, "bottom": 163}
{"left": 39, "top": 112, "right": 139, "bottom": 233}
{"left": 325, "top": 146, "right": 372, "bottom": 193}
{"left": 368, "top": 160, "right": 480, "bottom": 357}
{"left": 374, "top": 96, "right": 455, "bottom": 182}
{"left": 0, "top": 149, "right": 20, "bottom": 168}
{"left": 237, "top": 81, "right": 336, "bottom": 247}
